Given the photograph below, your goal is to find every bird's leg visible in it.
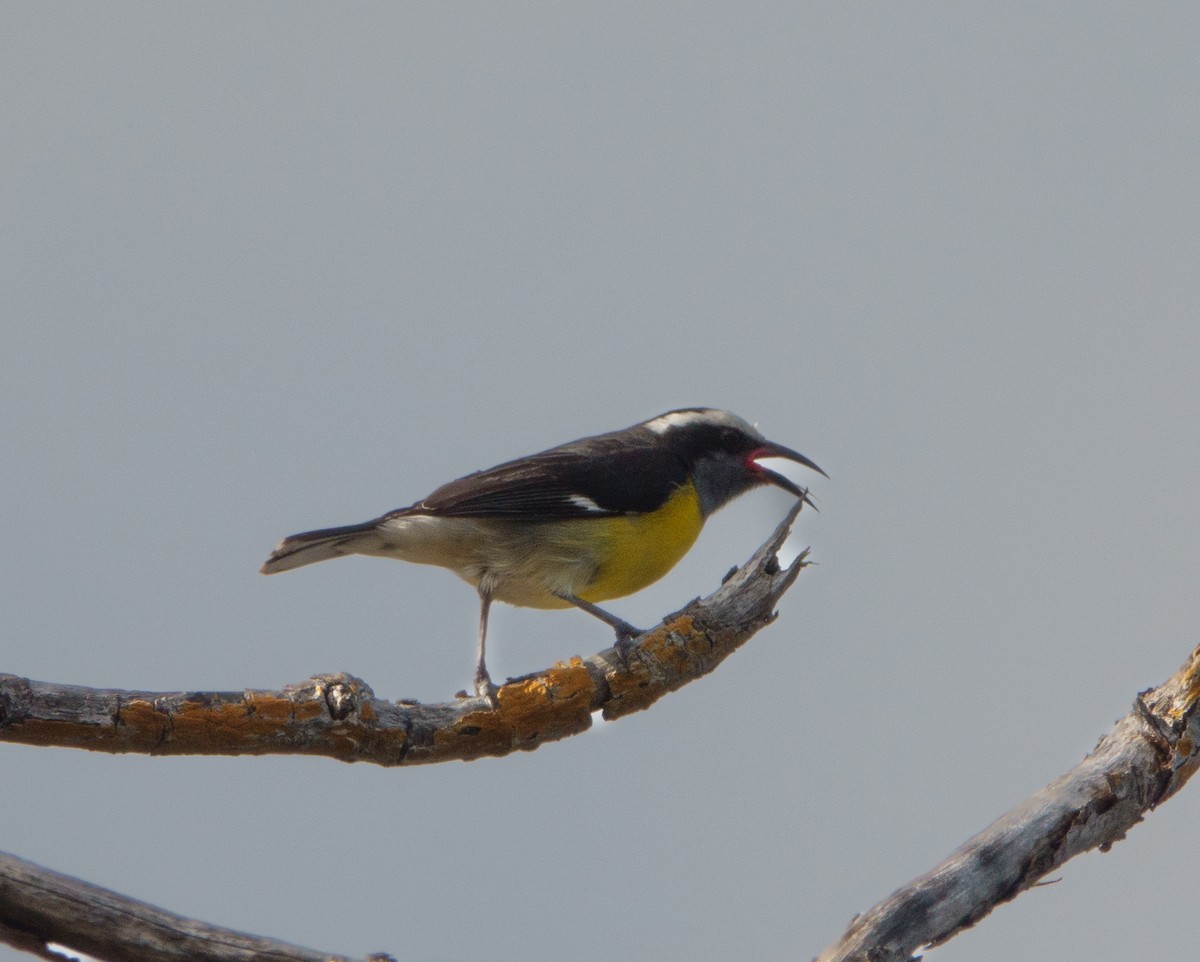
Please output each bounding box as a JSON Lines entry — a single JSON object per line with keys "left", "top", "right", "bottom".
{"left": 555, "top": 592, "right": 645, "bottom": 667}
{"left": 475, "top": 588, "right": 498, "bottom": 704}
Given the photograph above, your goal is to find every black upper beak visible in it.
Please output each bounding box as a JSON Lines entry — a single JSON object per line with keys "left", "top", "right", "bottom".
{"left": 749, "top": 441, "right": 828, "bottom": 501}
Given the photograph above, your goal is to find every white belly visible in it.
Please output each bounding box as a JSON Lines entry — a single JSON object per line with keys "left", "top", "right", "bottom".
{"left": 372, "top": 514, "right": 594, "bottom": 609}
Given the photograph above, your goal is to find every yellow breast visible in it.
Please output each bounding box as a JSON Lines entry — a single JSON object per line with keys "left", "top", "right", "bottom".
{"left": 576, "top": 482, "right": 705, "bottom": 603}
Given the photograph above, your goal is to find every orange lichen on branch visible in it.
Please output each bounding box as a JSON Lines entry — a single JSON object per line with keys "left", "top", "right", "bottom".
{"left": 162, "top": 696, "right": 299, "bottom": 751}
{"left": 427, "top": 663, "right": 596, "bottom": 763}
{"left": 114, "top": 699, "right": 172, "bottom": 747}
{"left": 603, "top": 614, "right": 713, "bottom": 720}
{"left": 498, "top": 663, "right": 595, "bottom": 738}
{"left": 640, "top": 615, "right": 702, "bottom": 670}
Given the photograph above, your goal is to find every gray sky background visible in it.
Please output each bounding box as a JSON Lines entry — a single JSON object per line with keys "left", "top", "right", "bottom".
{"left": 3, "top": 4, "right": 1199, "bottom": 960}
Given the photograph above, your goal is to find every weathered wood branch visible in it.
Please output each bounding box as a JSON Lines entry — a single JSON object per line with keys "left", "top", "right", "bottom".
{"left": 0, "top": 849, "right": 394, "bottom": 962}
{"left": 0, "top": 504, "right": 808, "bottom": 767}
{"left": 818, "top": 640, "right": 1200, "bottom": 961}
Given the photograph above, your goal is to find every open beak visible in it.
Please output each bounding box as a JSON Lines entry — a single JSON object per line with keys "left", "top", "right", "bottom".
{"left": 748, "top": 442, "right": 828, "bottom": 502}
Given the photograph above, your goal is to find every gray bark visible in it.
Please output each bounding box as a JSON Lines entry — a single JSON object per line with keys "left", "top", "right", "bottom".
{"left": 0, "top": 850, "right": 391, "bottom": 962}
{"left": 818, "top": 645, "right": 1200, "bottom": 960}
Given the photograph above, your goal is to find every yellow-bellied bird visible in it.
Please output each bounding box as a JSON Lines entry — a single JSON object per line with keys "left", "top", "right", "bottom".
{"left": 262, "top": 409, "right": 824, "bottom": 699}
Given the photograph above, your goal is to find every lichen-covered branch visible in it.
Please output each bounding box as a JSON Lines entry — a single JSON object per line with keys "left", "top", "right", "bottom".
{"left": 818, "top": 641, "right": 1200, "bottom": 961}
{"left": 0, "top": 504, "right": 809, "bottom": 767}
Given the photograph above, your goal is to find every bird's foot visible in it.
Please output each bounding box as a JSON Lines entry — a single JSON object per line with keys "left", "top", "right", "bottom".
{"left": 612, "top": 622, "right": 645, "bottom": 671}
{"left": 553, "top": 590, "right": 646, "bottom": 671}
{"left": 474, "top": 670, "right": 499, "bottom": 708}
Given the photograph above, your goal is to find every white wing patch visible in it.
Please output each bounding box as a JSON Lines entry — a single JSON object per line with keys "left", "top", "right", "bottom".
{"left": 568, "top": 494, "right": 606, "bottom": 513}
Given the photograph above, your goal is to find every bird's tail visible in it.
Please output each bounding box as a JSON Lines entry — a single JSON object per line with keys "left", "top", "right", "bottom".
{"left": 260, "top": 521, "right": 382, "bottom": 574}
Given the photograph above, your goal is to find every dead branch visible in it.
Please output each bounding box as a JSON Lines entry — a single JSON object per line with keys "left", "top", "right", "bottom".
{"left": 0, "top": 849, "right": 392, "bottom": 962}
{"left": 0, "top": 503, "right": 808, "bottom": 766}
{"left": 818, "top": 640, "right": 1200, "bottom": 961}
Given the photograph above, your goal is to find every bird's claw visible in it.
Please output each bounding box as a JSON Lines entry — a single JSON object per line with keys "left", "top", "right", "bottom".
{"left": 474, "top": 672, "right": 499, "bottom": 708}
{"left": 612, "top": 625, "right": 644, "bottom": 671}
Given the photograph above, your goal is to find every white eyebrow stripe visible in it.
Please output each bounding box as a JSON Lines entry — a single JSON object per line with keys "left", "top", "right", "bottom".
{"left": 645, "top": 410, "right": 713, "bottom": 434}
{"left": 568, "top": 494, "right": 605, "bottom": 513}
{"left": 644, "top": 409, "right": 754, "bottom": 435}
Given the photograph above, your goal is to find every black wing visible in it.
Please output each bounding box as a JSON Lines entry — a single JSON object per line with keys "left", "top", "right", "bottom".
{"left": 391, "top": 433, "right": 687, "bottom": 521}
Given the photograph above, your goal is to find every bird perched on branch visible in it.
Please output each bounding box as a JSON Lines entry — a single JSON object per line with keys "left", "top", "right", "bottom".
{"left": 261, "top": 408, "right": 824, "bottom": 700}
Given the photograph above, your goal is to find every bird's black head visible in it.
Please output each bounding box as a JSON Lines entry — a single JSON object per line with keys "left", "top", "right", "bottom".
{"left": 641, "top": 408, "right": 826, "bottom": 517}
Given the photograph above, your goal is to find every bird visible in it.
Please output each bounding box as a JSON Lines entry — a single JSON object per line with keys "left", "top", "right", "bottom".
{"left": 261, "top": 408, "right": 824, "bottom": 700}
